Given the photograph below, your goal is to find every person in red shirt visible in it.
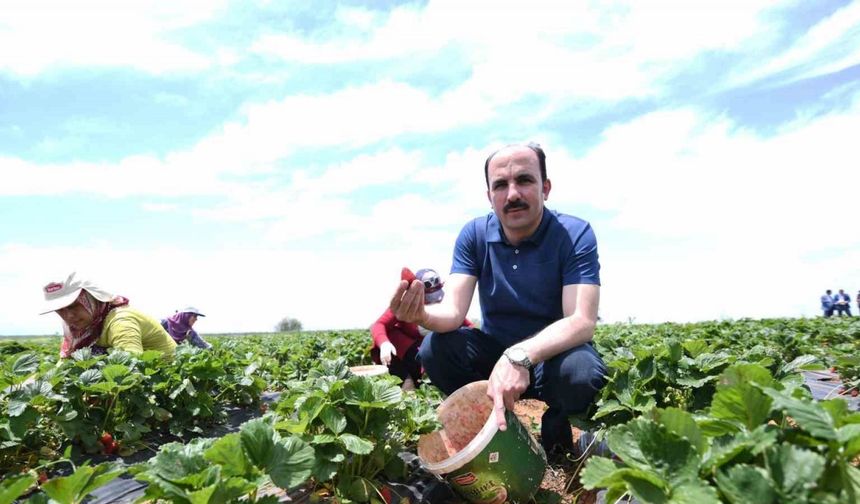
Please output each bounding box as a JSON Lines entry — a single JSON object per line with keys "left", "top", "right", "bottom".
{"left": 371, "top": 268, "right": 473, "bottom": 390}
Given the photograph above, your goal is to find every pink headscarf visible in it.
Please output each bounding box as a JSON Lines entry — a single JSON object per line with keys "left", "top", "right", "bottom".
{"left": 164, "top": 311, "right": 196, "bottom": 343}
{"left": 58, "top": 290, "right": 129, "bottom": 357}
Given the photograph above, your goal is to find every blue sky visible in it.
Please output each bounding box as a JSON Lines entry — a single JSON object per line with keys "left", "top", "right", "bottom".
{"left": 2, "top": 0, "right": 859, "bottom": 335}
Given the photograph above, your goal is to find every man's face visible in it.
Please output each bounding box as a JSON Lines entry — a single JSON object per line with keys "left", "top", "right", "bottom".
{"left": 486, "top": 146, "right": 551, "bottom": 242}
{"left": 56, "top": 301, "right": 94, "bottom": 329}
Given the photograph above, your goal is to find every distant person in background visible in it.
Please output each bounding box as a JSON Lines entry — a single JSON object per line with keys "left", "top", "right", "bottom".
{"left": 834, "top": 289, "right": 852, "bottom": 317}
{"left": 856, "top": 290, "right": 860, "bottom": 315}
{"left": 161, "top": 307, "right": 212, "bottom": 349}
{"left": 371, "top": 268, "right": 473, "bottom": 390}
{"left": 41, "top": 272, "right": 176, "bottom": 357}
{"left": 821, "top": 289, "right": 834, "bottom": 317}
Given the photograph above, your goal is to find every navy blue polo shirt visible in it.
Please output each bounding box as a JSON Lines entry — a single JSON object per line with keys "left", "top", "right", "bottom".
{"left": 451, "top": 209, "right": 600, "bottom": 347}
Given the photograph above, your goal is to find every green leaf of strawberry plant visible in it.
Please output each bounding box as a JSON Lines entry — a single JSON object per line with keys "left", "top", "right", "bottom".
{"left": 320, "top": 405, "right": 347, "bottom": 435}
{"left": 40, "top": 462, "right": 123, "bottom": 504}
{"left": 78, "top": 369, "right": 102, "bottom": 385}
{"left": 765, "top": 444, "right": 825, "bottom": 501}
{"left": 606, "top": 418, "right": 700, "bottom": 486}
{"left": 344, "top": 379, "right": 402, "bottom": 409}
{"left": 339, "top": 433, "right": 374, "bottom": 455}
{"left": 650, "top": 408, "right": 705, "bottom": 455}
{"left": 100, "top": 364, "right": 130, "bottom": 382}
{"left": 0, "top": 473, "right": 36, "bottom": 504}
{"left": 715, "top": 464, "right": 778, "bottom": 504}
{"left": 761, "top": 386, "right": 838, "bottom": 440}
{"left": 266, "top": 437, "right": 315, "bottom": 490}
{"left": 11, "top": 353, "right": 40, "bottom": 376}
{"left": 205, "top": 433, "right": 256, "bottom": 478}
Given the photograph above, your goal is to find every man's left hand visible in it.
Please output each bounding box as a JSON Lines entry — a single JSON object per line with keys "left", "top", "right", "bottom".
{"left": 486, "top": 357, "right": 530, "bottom": 431}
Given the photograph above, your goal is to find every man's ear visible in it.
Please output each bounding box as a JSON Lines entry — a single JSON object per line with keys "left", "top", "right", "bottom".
{"left": 543, "top": 178, "right": 552, "bottom": 200}
{"left": 486, "top": 189, "right": 492, "bottom": 206}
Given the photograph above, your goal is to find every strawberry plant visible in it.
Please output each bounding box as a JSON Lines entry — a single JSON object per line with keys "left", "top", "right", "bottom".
{"left": 581, "top": 363, "right": 860, "bottom": 503}
{"left": 130, "top": 417, "right": 314, "bottom": 503}
{"left": 275, "top": 358, "right": 439, "bottom": 502}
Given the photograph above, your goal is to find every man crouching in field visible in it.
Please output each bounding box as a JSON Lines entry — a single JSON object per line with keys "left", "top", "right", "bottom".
{"left": 389, "top": 142, "right": 607, "bottom": 455}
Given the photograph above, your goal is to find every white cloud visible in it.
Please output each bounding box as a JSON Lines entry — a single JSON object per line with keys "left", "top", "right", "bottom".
{"left": 0, "top": 0, "right": 226, "bottom": 75}
{"left": 4, "top": 93, "right": 858, "bottom": 334}
{"left": 0, "top": 80, "right": 496, "bottom": 198}
{"left": 544, "top": 88, "right": 860, "bottom": 323}
{"left": 141, "top": 202, "right": 178, "bottom": 213}
{"left": 725, "top": 1, "right": 860, "bottom": 89}
{"left": 252, "top": 0, "right": 784, "bottom": 105}
{"left": 0, "top": 155, "right": 232, "bottom": 197}
{"left": 2, "top": 0, "right": 858, "bottom": 336}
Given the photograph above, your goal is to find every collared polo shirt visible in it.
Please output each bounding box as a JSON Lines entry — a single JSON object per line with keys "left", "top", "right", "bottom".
{"left": 451, "top": 209, "right": 600, "bottom": 347}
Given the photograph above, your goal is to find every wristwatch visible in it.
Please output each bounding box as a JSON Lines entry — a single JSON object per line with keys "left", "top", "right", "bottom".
{"left": 503, "top": 347, "right": 533, "bottom": 370}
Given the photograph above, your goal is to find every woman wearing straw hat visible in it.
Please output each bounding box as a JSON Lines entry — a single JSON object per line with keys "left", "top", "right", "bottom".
{"left": 161, "top": 307, "right": 213, "bottom": 349}
{"left": 371, "top": 268, "right": 473, "bottom": 390}
{"left": 40, "top": 272, "right": 176, "bottom": 357}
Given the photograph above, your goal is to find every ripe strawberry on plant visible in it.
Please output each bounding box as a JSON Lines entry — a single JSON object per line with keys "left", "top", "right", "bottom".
{"left": 37, "top": 471, "right": 48, "bottom": 485}
{"left": 103, "top": 441, "right": 118, "bottom": 455}
{"left": 380, "top": 485, "right": 393, "bottom": 504}
{"left": 100, "top": 432, "right": 118, "bottom": 455}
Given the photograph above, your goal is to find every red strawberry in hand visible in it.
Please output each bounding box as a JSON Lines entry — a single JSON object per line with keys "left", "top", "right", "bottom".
{"left": 401, "top": 267, "right": 416, "bottom": 283}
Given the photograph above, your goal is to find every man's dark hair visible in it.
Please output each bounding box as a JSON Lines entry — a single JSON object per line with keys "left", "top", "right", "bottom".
{"left": 826, "top": 289, "right": 832, "bottom": 294}
{"left": 483, "top": 142, "right": 547, "bottom": 187}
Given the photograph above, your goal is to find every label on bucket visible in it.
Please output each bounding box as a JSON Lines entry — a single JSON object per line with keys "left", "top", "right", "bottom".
{"left": 444, "top": 410, "right": 546, "bottom": 504}
{"left": 450, "top": 472, "right": 508, "bottom": 503}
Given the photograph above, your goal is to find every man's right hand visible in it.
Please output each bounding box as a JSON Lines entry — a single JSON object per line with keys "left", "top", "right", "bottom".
{"left": 379, "top": 341, "right": 397, "bottom": 366}
{"left": 390, "top": 279, "right": 428, "bottom": 325}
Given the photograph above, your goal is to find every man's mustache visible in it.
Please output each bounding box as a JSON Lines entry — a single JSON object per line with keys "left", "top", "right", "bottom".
{"left": 504, "top": 200, "right": 529, "bottom": 213}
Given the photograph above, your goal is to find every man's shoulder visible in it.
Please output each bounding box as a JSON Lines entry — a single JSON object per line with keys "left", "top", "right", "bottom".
{"left": 549, "top": 210, "right": 591, "bottom": 227}
{"left": 546, "top": 210, "right": 594, "bottom": 239}
{"left": 457, "top": 214, "right": 494, "bottom": 240}
{"left": 464, "top": 213, "right": 493, "bottom": 227}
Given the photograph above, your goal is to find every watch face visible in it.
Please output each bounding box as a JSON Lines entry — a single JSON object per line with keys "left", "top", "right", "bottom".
{"left": 507, "top": 347, "right": 528, "bottom": 363}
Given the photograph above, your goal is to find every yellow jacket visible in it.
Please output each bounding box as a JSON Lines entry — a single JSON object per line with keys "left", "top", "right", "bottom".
{"left": 97, "top": 307, "right": 177, "bottom": 355}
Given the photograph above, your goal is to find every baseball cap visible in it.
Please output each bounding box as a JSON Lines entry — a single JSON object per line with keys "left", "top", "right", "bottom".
{"left": 40, "top": 272, "right": 115, "bottom": 315}
{"left": 415, "top": 268, "right": 444, "bottom": 304}
{"left": 180, "top": 307, "right": 206, "bottom": 317}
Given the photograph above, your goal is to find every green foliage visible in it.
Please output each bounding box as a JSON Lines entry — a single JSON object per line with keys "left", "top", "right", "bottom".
{"left": 582, "top": 361, "right": 860, "bottom": 504}
{"left": 131, "top": 419, "right": 314, "bottom": 503}
{"left": 4, "top": 318, "right": 860, "bottom": 502}
{"left": 273, "top": 357, "right": 440, "bottom": 501}
{"left": 40, "top": 462, "right": 123, "bottom": 504}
